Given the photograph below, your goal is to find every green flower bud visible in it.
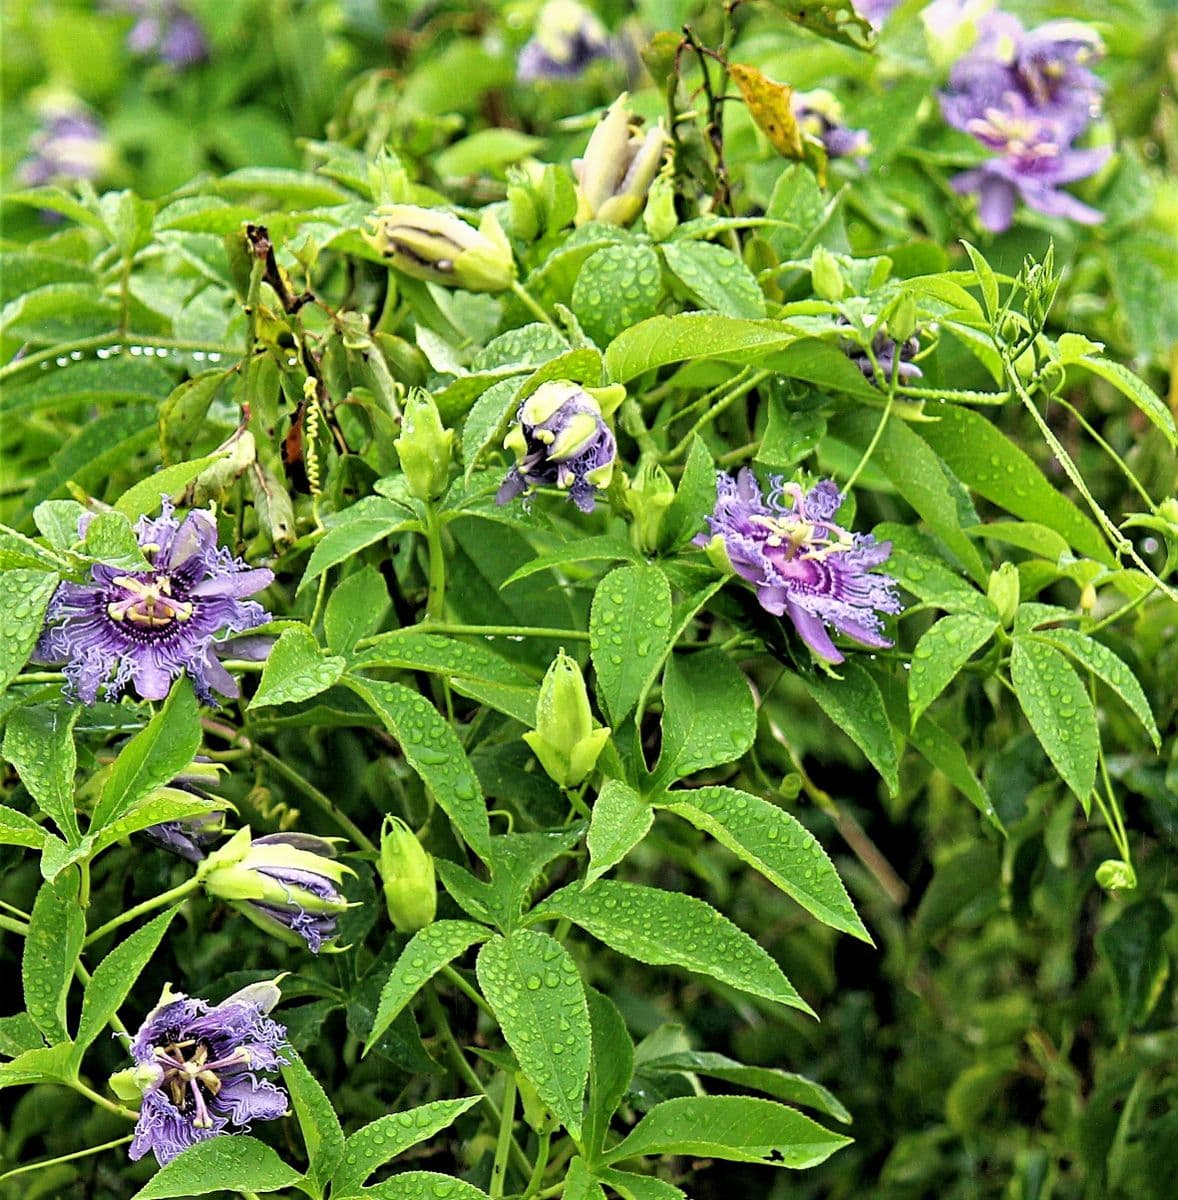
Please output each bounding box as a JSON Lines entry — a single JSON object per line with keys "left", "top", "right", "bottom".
{"left": 574, "top": 94, "right": 668, "bottom": 227}
{"left": 1095, "top": 858, "right": 1137, "bottom": 894}
{"left": 365, "top": 205, "right": 515, "bottom": 292}
{"left": 810, "top": 246, "right": 844, "bottom": 302}
{"left": 394, "top": 388, "right": 454, "bottom": 502}
{"left": 643, "top": 168, "right": 679, "bottom": 242}
{"left": 379, "top": 816, "right": 438, "bottom": 934}
{"left": 625, "top": 456, "right": 676, "bottom": 553}
{"left": 523, "top": 650, "right": 611, "bottom": 789}
{"left": 987, "top": 562, "right": 1020, "bottom": 628}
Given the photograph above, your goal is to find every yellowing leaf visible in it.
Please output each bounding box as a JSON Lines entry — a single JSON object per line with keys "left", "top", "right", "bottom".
{"left": 729, "top": 64, "right": 804, "bottom": 160}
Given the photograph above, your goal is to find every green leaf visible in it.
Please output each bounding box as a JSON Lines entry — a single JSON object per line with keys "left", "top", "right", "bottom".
{"left": 82, "top": 510, "right": 151, "bottom": 572}
{"left": 363, "top": 922, "right": 491, "bottom": 1054}
{"left": 918, "top": 405, "right": 1111, "bottom": 565}
{"left": 909, "top": 714, "right": 1003, "bottom": 832}
{"left": 586, "top": 779, "right": 653, "bottom": 886}
{"left": 585, "top": 989, "right": 634, "bottom": 1159}
{"left": 159, "top": 369, "right": 233, "bottom": 464}
{"left": 92, "top": 677, "right": 200, "bottom": 830}
{"left": 214, "top": 166, "right": 354, "bottom": 206}
{"left": 601, "top": 1095, "right": 851, "bottom": 1169}
{"left": 590, "top": 564, "right": 672, "bottom": 726}
{"left": 250, "top": 626, "right": 346, "bottom": 708}
{"left": 879, "top": 533, "right": 996, "bottom": 617}
{"left": 0, "top": 1042, "right": 75, "bottom": 1090}
{"left": 435, "top": 127, "right": 543, "bottom": 177}
{"left": 908, "top": 614, "right": 998, "bottom": 725}
{"left": 129, "top": 1136, "right": 305, "bottom": 1199}
{"left": 598, "top": 1169, "right": 686, "bottom": 1200}
{"left": 323, "top": 566, "right": 389, "bottom": 656}
{"left": 1096, "top": 899, "right": 1172, "bottom": 1034}
{"left": 564, "top": 1158, "right": 609, "bottom": 1200}
{"left": 801, "top": 663, "right": 899, "bottom": 796}
{"left": 531, "top": 881, "right": 811, "bottom": 1014}
{"left": 641, "top": 1052, "right": 851, "bottom": 1123}
{"left": 0, "top": 570, "right": 61, "bottom": 697}
{"left": 298, "top": 498, "right": 418, "bottom": 592}
{"left": 346, "top": 678, "right": 491, "bottom": 859}
{"left": 282, "top": 1049, "right": 344, "bottom": 1197}
{"left": 111, "top": 450, "right": 231, "bottom": 521}
{"left": 0, "top": 803, "right": 50, "bottom": 851}
{"left": 0, "top": 358, "right": 172, "bottom": 419}
{"left": 70, "top": 907, "right": 177, "bottom": 1068}
{"left": 23, "top": 873, "right": 84, "bottom": 1045}
{"left": 1010, "top": 637, "right": 1098, "bottom": 808}
{"left": 605, "top": 314, "right": 797, "bottom": 383}
{"left": 2, "top": 703, "right": 80, "bottom": 842}
{"left": 501, "top": 535, "right": 640, "bottom": 587}
{"left": 332, "top": 1098, "right": 480, "bottom": 1194}
{"left": 17, "top": 404, "right": 158, "bottom": 522}
{"left": 960, "top": 241, "right": 999, "bottom": 319}
{"left": 1031, "top": 628, "right": 1160, "bottom": 749}
{"left": 359, "top": 1173, "right": 490, "bottom": 1200}
{"left": 832, "top": 411, "right": 987, "bottom": 584}
{"left": 1074, "top": 356, "right": 1176, "bottom": 449}
{"left": 573, "top": 242, "right": 664, "bottom": 345}
{"left": 351, "top": 632, "right": 533, "bottom": 686}
{"left": 651, "top": 650, "right": 756, "bottom": 788}
{"left": 763, "top": 340, "right": 883, "bottom": 403}
{"left": 661, "top": 240, "right": 765, "bottom": 318}
{"left": 660, "top": 785, "right": 869, "bottom": 942}
{"left": 0, "top": 525, "right": 69, "bottom": 571}
{"left": 661, "top": 435, "right": 716, "bottom": 551}
{"left": 476, "top": 929, "right": 591, "bottom": 1139}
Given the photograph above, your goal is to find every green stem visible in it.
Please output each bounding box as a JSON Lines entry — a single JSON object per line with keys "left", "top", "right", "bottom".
{"left": 440, "top": 964, "right": 495, "bottom": 1017}
{"left": 0, "top": 334, "right": 237, "bottom": 384}
{"left": 510, "top": 279, "right": 558, "bottom": 329}
{"left": 203, "top": 721, "right": 377, "bottom": 854}
{"left": 424, "top": 505, "right": 448, "bottom": 623}
{"left": 0, "top": 913, "right": 29, "bottom": 937}
{"left": 0, "top": 1134, "right": 134, "bottom": 1183}
{"left": 522, "top": 1128, "right": 553, "bottom": 1200}
{"left": 844, "top": 386, "right": 895, "bottom": 493}
{"left": 1005, "top": 362, "right": 1177, "bottom": 601}
{"left": 11, "top": 671, "right": 66, "bottom": 684}
{"left": 424, "top": 989, "right": 533, "bottom": 1179}
{"left": 83, "top": 878, "right": 200, "bottom": 947}
{"left": 1052, "top": 393, "right": 1157, "bottom": 511}
{"left": 490, "top": 1073, "right": 518, "bottom": 1198}
{"left": 355, "top": 624, "right": 590, "bottom": 648}
{"left": 660, "top": 370, "right": 769, "bottom": 463}
{"left": 1086, "top": 585, "right": 1154, "bottom": 634}
{"left": 69, "top": 1080, "right": 138, "bottom": 1121}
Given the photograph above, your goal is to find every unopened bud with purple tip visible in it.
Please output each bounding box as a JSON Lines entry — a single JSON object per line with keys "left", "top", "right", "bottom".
{"left": 139, "top": 760, "right": 229, "bottom": 863}
{"left": 365, "top": 205, "right": 515, "bottom": 293}
{"left": 199, "top": 828, "right": 353, "bottom": 954}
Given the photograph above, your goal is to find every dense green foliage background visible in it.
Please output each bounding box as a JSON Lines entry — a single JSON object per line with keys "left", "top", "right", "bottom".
{"left": 1, "top": 2, "right": 1176, "bottom": 1199}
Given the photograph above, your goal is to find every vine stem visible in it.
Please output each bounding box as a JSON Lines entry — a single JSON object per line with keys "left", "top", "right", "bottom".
{"left": 1005, "top": 360, "right": 1177, "bottom": 601}
{"left": 844, "top": 386, "right": 894, "bottom": 493}
{"left": 0, "top": 333, "right": 237, "bottom": 384}
{"left": 0, "top": 913, "right": 29, "bottom": 937}
{"left": 0, "top": 1134, "right": 134, "bottom": 1183}
{"left": 354, "top": 624, "right": 590, "bottom": 648}
{"left": 68, "top": 1080, "right": 138, "bottom": 1121}
{"left": 489, "top": 1073, "right": 517, "bottom": 1198}
{"left": 423, "top": 504, "right": 448, "bottom": 623}
{"left": 660, "top": 370, "right": 770, "bottom": 463}
{"left": 510, "top": 279, "right": 558, "bottom": 329}
{"left": 424, "top": 988, "right": 533, "bottom": 1179}
{"left": 521, "top": 1128, "right": 553, "bottom": 1200}
{"left": 201, "top": 719, "right": 377, "bottom": 854}
{"left": 83, "top": 878, "right": 200, "bottom": 947}
{"left": 439, "top": 964, "right": 495, "bottom": 1018}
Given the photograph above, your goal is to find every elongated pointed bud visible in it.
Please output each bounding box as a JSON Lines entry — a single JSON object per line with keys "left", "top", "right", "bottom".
{"left": 625, "top": 456, "right": 676, "bottom": 553}
{"left": 574, "top": 94, "right": 668, "bottom": 227}
{"left": 395, "top": 388, "right": 454, "bottom": 501}
{"left": 365, "top": 205, "right": 515, "bottom": 292}
{"left": 523, "top": 650, "right": 611, "bottom": 788}
{"left": 379, "top": 817, "right": 437, "bottom": 934}
{"left": 987, "top": 562, "right": 1020, "bottom": 628}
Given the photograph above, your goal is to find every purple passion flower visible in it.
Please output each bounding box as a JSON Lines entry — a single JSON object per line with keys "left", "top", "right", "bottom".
{"left": 123, "top": 981, "right": 288, "bottom": 1166}
{"left": 518, "top": 0, "right": 612, "bottom": 82}
{"left": 33, "top": 501, "right": 273, "bottom": 706}
{"left": 949, "top": 96, "right": 1110, "bottom": 232}
{"left": 110, "top": 0, "right": 209, "bottom": 68}
{"left": 497, "top": 381, "right": 619, "bottom": 513}
{"left": 856, "top": 0, "right": 899, "bottom": 30}
{"left": 696, "top": 471, "right": 901, "bottom": 664}
{"left": 19, "top": 95, "right": 111, "bottom": 189}
{"left": 200, "top": 829, "right": 353, "bottom": 954}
